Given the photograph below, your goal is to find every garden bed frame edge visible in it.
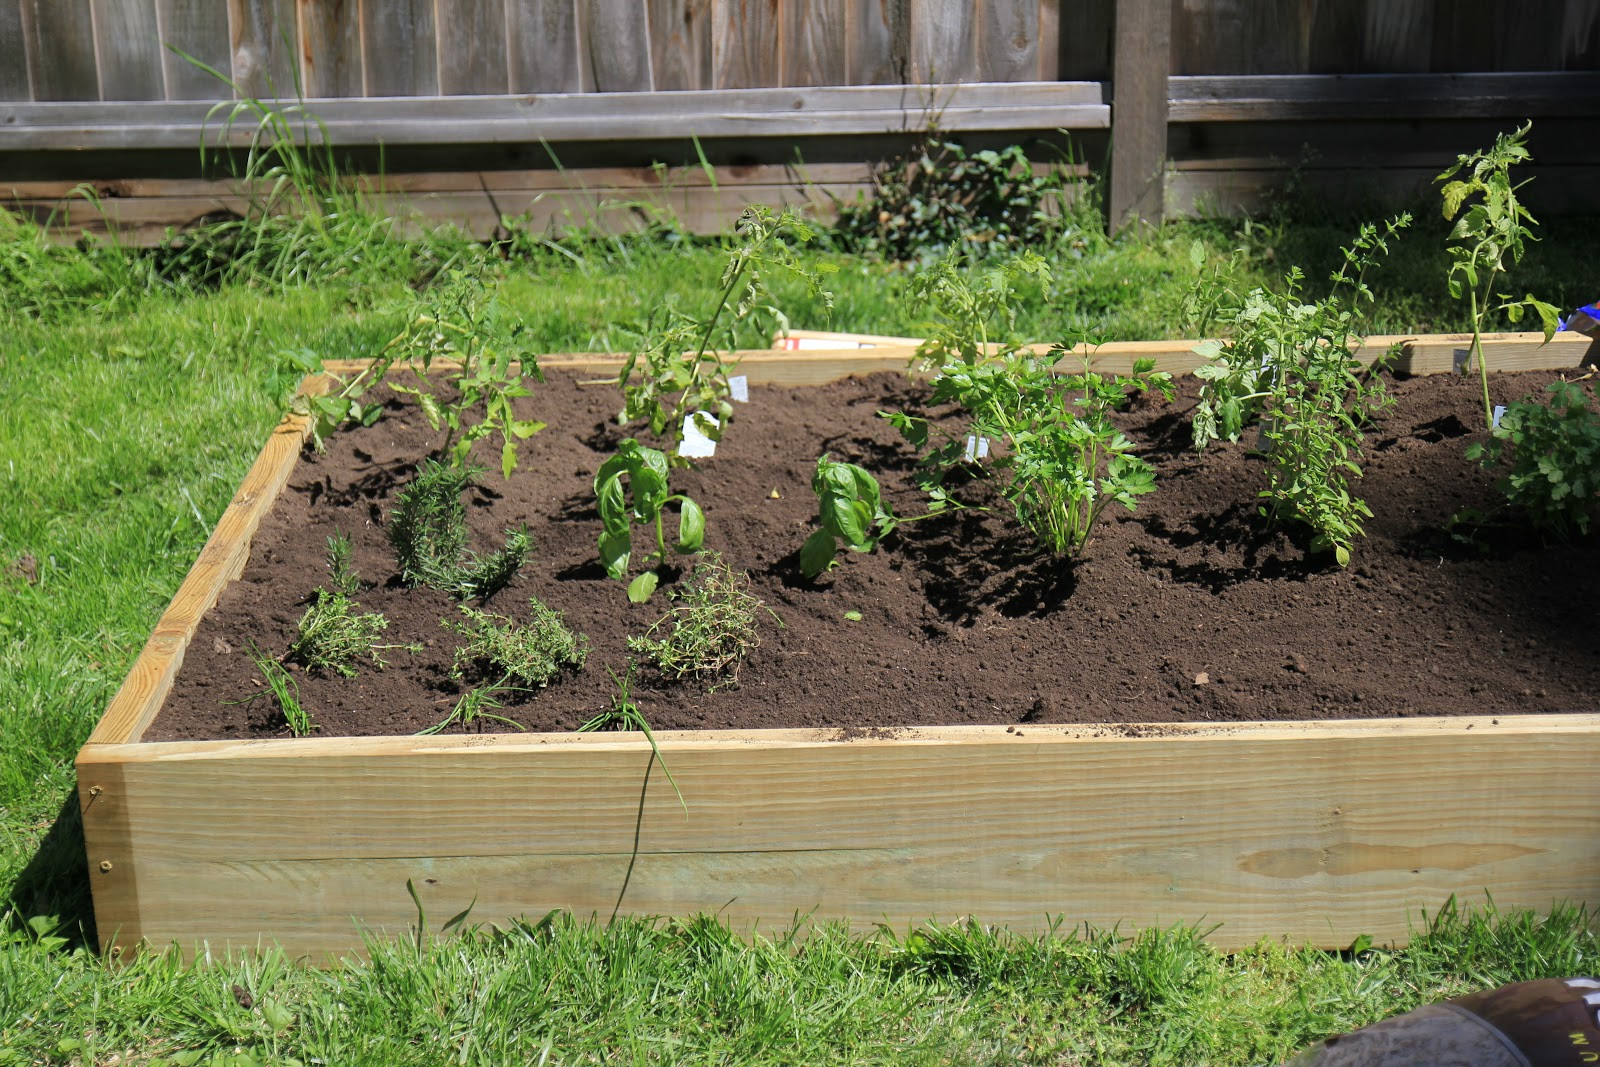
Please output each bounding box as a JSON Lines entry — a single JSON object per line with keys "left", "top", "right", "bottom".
{"left": 75, "top": 333, "right": 1600, "bottom": 961}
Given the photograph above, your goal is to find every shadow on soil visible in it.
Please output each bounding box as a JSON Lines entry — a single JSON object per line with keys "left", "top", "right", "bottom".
{"left": 6, "top": 793, "right": 97, "bottom": 954}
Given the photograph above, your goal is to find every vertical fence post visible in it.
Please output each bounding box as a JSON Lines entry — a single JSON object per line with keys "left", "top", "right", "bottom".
{"left": 1108, "top": 0, "right": 1171, "bottom": 233}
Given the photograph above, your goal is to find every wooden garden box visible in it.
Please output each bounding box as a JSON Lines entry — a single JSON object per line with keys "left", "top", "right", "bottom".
{"left": 76, "top": 335, "right": 1600, "bottom": 961}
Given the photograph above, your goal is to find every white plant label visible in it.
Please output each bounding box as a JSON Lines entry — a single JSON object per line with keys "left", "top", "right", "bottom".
{"left": 729, "top": 375, "right": 749, "bottom": 403}
{"left": 1492, "top": 404, "right": 1506, "bottom": 428}
{"left": 964, "top": 435, "right": 990, "bottom": 461}
{"left": 678, "top": 412, "right": 720, "bottom": 459}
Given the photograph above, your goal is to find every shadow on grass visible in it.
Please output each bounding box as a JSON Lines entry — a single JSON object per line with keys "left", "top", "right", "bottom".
{"left": 6, "top": 793, "right": 97, "bottom": 954}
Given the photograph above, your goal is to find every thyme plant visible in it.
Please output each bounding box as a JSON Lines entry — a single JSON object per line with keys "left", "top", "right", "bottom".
{"left": 288, "top": 533, "right": 415, "bottom": 676}
{"left": 627, "top": 554, "right": 771, "bottom": 691}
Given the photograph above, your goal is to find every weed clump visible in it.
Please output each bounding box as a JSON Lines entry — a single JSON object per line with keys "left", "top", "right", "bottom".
{"left": 446, "top": 598, "right": 588, "bottom": 688}
{"left": 628, "top": 554, "right": 771, "bottom": 690}
{"left": 388, "top": 460, "right": 530, "bottom": 598}
{"left": 289, "top": 533, "right": 412, "bottom": 676}
{"left": 242, "top": 642, "right": 317, "bottom": 737}
{"left": 834, "top": 137, "right": 1068, "bottom": 261}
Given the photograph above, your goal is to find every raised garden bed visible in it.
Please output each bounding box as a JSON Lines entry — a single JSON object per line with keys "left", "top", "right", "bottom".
{"left": 77, "top": 334, "right": 1600, "bottom": 961}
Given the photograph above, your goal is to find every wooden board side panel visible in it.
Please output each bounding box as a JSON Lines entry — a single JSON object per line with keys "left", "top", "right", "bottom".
{"left": 85, "top": 386, "right": 325, "bottom": 746}
{"left": 83, "top": 722, "right": 1600, "bottom": 958}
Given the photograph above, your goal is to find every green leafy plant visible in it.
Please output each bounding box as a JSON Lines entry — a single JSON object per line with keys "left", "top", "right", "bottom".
{"left": 295, "top": 271, "right": 544, "bottom": 472}
{"left": 388, "top": 460, "right": 530, "bottom": 598}
{"left": 800, "top": 454, "right": 917, "bottom": 579}
{"left": 418, "top": 683, "right": 525, "bottom": 736}
{"left": 446, "top": 598, "right": 589, "bottom": 688}
{"left": 601, "top": 205, "right": 833, "bottom": 460}
{"left": 627, "top": 554, "right": 772, "bottom": 691}
{"left": 578, "top": 665, "right": 686, "bottom": 812}
{"left": 1438, "top": 123, "right": 1562, "bottom": 430}
{"left": 886, "top": 255, "right": 1172, "bottom": 557}
{"left": 288, "top": 533, "right": 416, "bottom": 676}
{"left": 1187, "top": 216, "right": 1409, "bottom": 565}
{"left": 835, "top": 135, "right": 1070, "bottom": 261}
{"left": 1467, "top": 380, "right": 1600, "bottom": 539}
{"left": 240, "top": 642, "right": 317, "bottom": 737}
{"left": 594, "top": 440, "right": 705, "bottom": 603}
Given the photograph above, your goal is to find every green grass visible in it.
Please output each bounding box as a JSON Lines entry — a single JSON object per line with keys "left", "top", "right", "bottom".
{"left": 3, "top": 181, "right": 1598, "bottom": 1064}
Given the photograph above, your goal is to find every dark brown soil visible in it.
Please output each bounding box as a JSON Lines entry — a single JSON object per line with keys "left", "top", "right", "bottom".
{"left": 150, "top": 366, "right": 1600, "bottom": 741}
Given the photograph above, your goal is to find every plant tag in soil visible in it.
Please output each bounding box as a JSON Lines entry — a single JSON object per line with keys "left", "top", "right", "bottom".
{"left": 965, "top": 435, "right": 990, "bottom": 461}
{"left": 1492, "top": 404, "right": 1506, "bottom": 428}
{"left": 678, "top": 413, "right": 720, "bottom": 459}
{"left": 729, "top": 375, "right": 749, "bottom": 403}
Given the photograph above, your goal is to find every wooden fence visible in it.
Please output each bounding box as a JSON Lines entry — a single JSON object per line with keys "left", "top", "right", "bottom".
{"left": 5, "top": 0, "right": 1600, "bottom": 237}
{"left": 6, "top": 1, "right": 1600, "bottom": 102}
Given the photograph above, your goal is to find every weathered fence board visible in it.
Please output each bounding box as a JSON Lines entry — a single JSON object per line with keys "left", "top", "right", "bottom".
{"left": 22, "top": 0, "right": 97, "bottom": 101}
{"left": 782, "top": 0, "right": 848, "bottom": 88}
{"left": 361, "top": 0, "right": 438, "bottom": 96}
{"left": 158, "top": 0, "right": 234, "bottom": 99}
{"left": 227, "top": 0, "right": 300, "bottom": 98}
{"left": 0, "top": 0, "right": 30, "bottom": 101}
{"left": 91, "top": 0, "right": 166, "bottom": 100}
{"left": 713, "top": 0, "right": 782, "bottom": 89}
{"left": 648, "top": 0, "right": 713, "bottom": 91}
{"left": 298, "top": 0, "right": 364, "bottom": 98}
{"left": 508, "top": 0, "right": 582, "bottom": 92}
{"left": 910, "top": 0, "right": 977, "bottom": 82}
{"left": 849, "top": 0, "right": 909, "bottom": 84}
{"left": 579, "top": 0, "right": 652, "bottom": 92}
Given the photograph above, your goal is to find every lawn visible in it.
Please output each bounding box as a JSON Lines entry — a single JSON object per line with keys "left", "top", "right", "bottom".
{"left": 2, "top": 166, "right": 1597, "bottom": 1065}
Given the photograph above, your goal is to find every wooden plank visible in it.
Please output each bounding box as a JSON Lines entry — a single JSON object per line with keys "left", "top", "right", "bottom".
{"left": 782, "top": 0, "right": 848, "bottom": 87}
{"left": 437, "top": 0, "right": 509, "bottom": 94}
{"left": 1363, "top": 0, "right": 1434, "bottom": 73}
{"left": 647, "top": 0, "right": 712, "bottom": 91}
{"left": 578, "top": 0, "right": 652, "bottom": 92}
{"left": 771, "top": 327, "right": 926, "bottom": 348}
{"left": 1168, "top": 73, "right": 1600, "bottom": 122}
{"left": 711, "top": 0, "right": 781, "bottom": 90}
{"left": 508, "top": 0, "right": 581, "bottom": 92}
{"left": 297, "top": 0, "right": 363, "bottom": 97}
{"left": 77, "top": 714, "right": 1600, "bottom": 958}
{"left": 1107, "top": 0, "right": 1169, "bottom": 231}
{"left": 909, "top": 0, "right": 976, "bottom": 83}
{"left": 1036, "top": 0, "right": 1058, "bottom": 80}
{"left": 978, "top": 0, "right": 1039, "bottom": 82}
{"left": 360, "top": 0, "right": 437, "bottom": 96}
{"left": 849, "top": 0, "right": 909, "bottom": 84}
{"left": 20, "top": 0, "right": 98, "bottom": 100}
{"left": 159, "top": 0, "right": 235, "bottom": 99}
{"left": 227, "top": 0, "right": 300, "bottom": 97}
{"left": 91, "top": 0, "right": 166, "bottom": 99}
{"left": 84, "top": 380, "right": 329, "bottom": 746}
{"left": 0, "top": 82, "right": 1109, "bottom": 149}
{"left": 0, "top": 0, "right": 31, "bottom": 100}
